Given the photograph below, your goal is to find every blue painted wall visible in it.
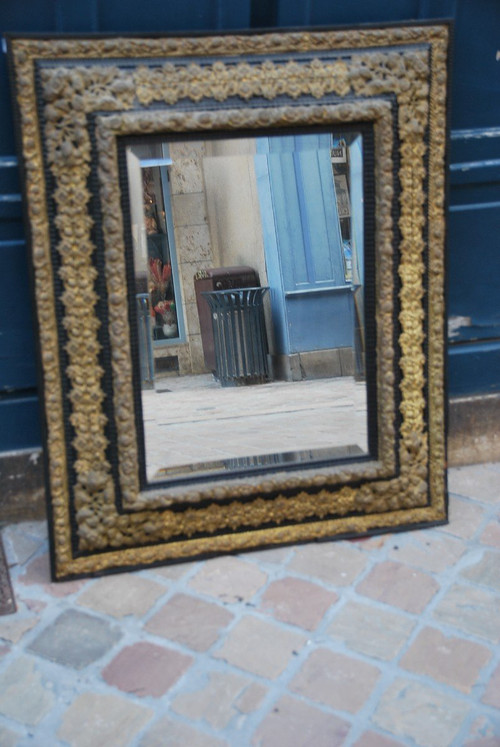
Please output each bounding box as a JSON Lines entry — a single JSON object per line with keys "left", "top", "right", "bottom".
{"left": 1, "top": 0, "right": 499, "bottom": 452}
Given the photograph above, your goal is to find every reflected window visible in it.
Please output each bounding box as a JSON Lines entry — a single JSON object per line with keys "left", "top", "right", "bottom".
{"left": 127, "top": 143, "right": 185, "bottom": 355}
{"left": 142, "top": 165, "right": 180, "bottom": 341}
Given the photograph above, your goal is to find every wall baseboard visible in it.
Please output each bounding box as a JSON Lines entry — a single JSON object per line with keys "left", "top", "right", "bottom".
{"left": 0, "top": 449, "right": 46, "bottom": 523}
{"left": 1, "top": 393, "right": 499, "bottom": 522}
{"left": 447, "top": 392, "right": 500, "bottom": 467}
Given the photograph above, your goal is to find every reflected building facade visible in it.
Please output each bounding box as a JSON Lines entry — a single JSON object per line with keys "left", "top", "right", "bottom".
{"left": 126, "top": 132, "right": 365, "bottom": 384}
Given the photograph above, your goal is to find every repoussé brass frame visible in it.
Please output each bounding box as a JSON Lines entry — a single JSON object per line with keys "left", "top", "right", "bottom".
{"left": 8, "top": 24, "right": 450, "bottom": 579}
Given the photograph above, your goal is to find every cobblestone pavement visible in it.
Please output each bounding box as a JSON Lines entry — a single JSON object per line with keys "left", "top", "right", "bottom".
{"left": 0, "top": 462, "right": 499, "bottom": 746}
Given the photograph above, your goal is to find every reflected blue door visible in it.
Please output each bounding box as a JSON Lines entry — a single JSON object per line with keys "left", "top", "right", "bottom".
{"left": 255, "top": 135, "right": 353, "bottom": 356}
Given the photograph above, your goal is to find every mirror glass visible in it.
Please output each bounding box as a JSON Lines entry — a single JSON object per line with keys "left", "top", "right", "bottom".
{"left": 125, "top": 131, "right": 370, "bottom": 483}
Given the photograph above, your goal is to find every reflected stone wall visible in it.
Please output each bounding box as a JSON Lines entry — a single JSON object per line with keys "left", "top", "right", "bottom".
{"left": 203, "top": 139, "right": 268, "bottom": 287}
{"left": 157, "top": 138, "right": 271, "bottom": 376}
{"left": 160, "top": 140, "right": 215, "bottom": 375}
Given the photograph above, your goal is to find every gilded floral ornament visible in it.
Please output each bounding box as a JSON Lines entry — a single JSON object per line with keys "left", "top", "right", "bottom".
{"left": 132, "top": 57, "right": 351, "bottom": 107}
{"left": 7, "top": 24, "right": 450, "bottom": 579}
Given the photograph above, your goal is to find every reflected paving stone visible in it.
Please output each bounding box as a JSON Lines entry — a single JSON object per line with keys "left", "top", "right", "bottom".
{"left": 481, "top": 662, "right": 500, "bottom": 708}
{"left": 442, "top": 496, "right": 486, "bottom": 539}
{"left": 213, "top": 616, "right": 306, "bottom": 679}
{"left": 400, "top": 626, "right": 491, "bottom": 693}
{"left": 290, "top": 648, "right": 380, "bottom": 713}
{"left": 251, "top": 694, "right": 350, "bottom": 747}
{"left": 27, "top": 609, "right": 122, "bottom": 669}
{"left": 259, "top": 576, "right": 338, "bottom": 630}
{"left": 58, "top": 692, "right": 153, "bottom": 747}
{"left": 388, "top": 533, "right": 465, "bottom": 573}
{"left": 77, "top": 574, "right": 166, "bottom": 618}
{"left": 356, "top": 561, "right": 439, "bottom": 614}
{"left": 145, "top": 593, "right": 233, "bottom": 652}
{"left": 448, "top": 464, "right": 500, "bottom": 503}
{"left": 172, "top": 670, "right": 265, "bottom": 729}
{"left": 288, "top": 542, "right": 367, "bottom": 587}
{"left": 0, "top": 656, "right": 54, "bottom": 726}
{"left": 460, "top": 551, "right": 500, "bottom": 593}
{"left": 327, "top": 600, "right": 415, "bottom": 660}
{"left": 432, "top": 584, "right": 500, "bottom": 643}
{"left": 102, "top": 642, "right": 193, "bottom": 697}
{"left": 373, "top": 678, "right": 467, "bottom": 747}
{"left": 188, "top": 556, "right": 268, "bottom": 603}
{"left": 140, "top": 715, "right": 228, "bottom": 747}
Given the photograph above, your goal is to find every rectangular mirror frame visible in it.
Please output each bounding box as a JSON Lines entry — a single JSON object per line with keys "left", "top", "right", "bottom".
{"left": 8, "top": 24, "right": 450, "bottom": 579}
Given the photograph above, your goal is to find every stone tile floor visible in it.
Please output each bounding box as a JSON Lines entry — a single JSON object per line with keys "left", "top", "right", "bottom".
{"left": 0, "top": 462, "right": 498, "bottom": 746}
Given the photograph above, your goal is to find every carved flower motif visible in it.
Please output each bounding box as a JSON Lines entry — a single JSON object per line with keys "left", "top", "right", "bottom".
{"left": 134, "top": 65, "right": 157, "bottom": 105}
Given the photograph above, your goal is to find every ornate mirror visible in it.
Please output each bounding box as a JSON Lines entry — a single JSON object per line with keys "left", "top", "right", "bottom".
{"left": 8, "top": 24, "right": 450, "bottom": 579}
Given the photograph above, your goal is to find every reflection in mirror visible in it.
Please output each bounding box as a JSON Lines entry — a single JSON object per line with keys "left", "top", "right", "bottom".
{"left": 125, "top": 131, "right": 369, "bottom": 483}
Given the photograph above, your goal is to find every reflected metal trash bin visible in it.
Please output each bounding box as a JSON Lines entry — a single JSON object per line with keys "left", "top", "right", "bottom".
{"left": 194, "top": 266, "right": 259, "bottom": 372}
{"left": 202, "top": 287, "right": 270, "bottom": 387}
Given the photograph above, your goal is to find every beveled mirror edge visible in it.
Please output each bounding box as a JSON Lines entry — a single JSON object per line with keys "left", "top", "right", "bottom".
{"left": 117, "top": 122, "right": 378, "bottom": 490}
{"left": 7, "top": 23, "right": 449, "bottom": 579}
